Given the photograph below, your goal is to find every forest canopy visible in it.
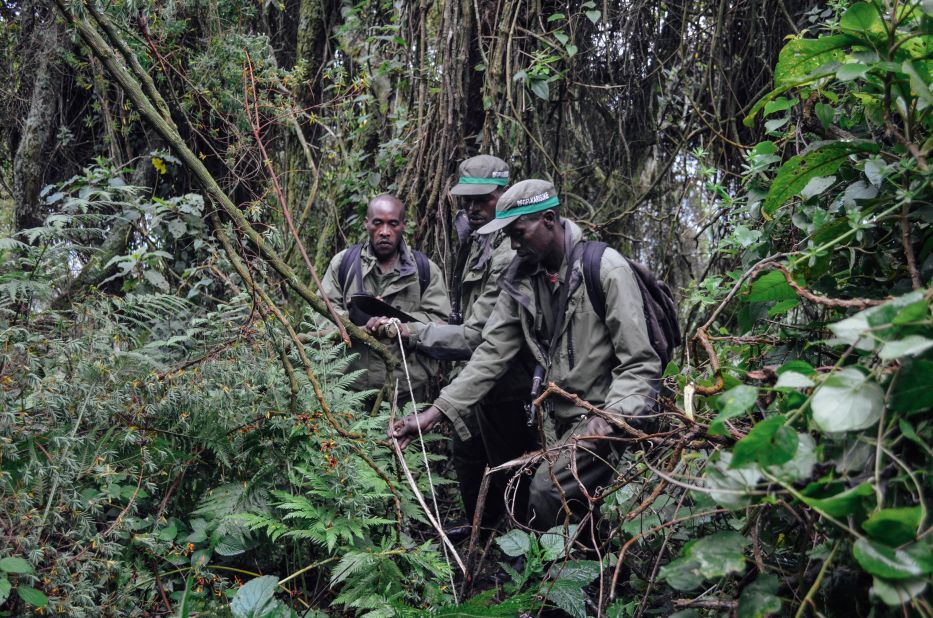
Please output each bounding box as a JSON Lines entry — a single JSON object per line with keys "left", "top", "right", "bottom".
{"left": 0, "top": 0, "right": 931, "bottom": 616}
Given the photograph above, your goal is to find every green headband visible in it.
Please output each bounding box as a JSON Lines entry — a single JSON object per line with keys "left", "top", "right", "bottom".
{"left": 496, "top": 195, "right": 560, "bottom": 219}
{"left": 458, "top": 176, "right": 509, "bottom": 186}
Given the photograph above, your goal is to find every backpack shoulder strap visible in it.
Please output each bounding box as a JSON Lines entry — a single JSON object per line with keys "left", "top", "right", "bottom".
{"left": 413, "top": 250, "right": 430, "bottom": 296}
{"left": 581, "top": 241, "right": 609, "bottom": 321}
{"left": 337, "top": 244, "right": 364, "bottom": 294}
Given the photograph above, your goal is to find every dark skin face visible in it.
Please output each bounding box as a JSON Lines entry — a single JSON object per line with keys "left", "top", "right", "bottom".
{"left": 463, "top": 189, "right": 502, "bottom": 231}
{"left": 505, "top": 209, "right": 565, "bottom": 271}
{"left": 364, "top": 197, "right": 405, "bottom": 264}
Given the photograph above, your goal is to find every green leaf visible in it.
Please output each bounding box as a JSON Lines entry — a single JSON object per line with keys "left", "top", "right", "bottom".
{"left": 775, "top": 34, "right": 858, "bottom": 86}
{"left": 737, "top": 573, "right": 782, "bottom": 618}
{"left": 891, "top": 360, "right": 933, "bottom": 414}
{"left": 497, "top": 529, "right": 531, "bottom": 557}
{"left": 547, "top": 12, "right": 565, "bottom": 21}
{"left": 764, "top": 117, "right": 790, "bottom": 133}
{"left": 230, "top": 575, "right": 280, "bottom": 618}
{"left": 554, "top": 31, "right": 569, "bottom": 45}
{"left": 709, "top": 385, "right": 758, "bottom": 435}
{"left": 762, "top": 141, "right": 880, "bottom": 217}
{"left": 0, "top": 557, "right": 34, "bottom": 574}
{"left": 191, "top": 548, "right": 211, "bottom": 568}
{"left": 899, "top": 419, "right": 928, "bottom": 451}
{"left": 540, "top": 526, "right": 576, "bottom": 561}
{"left": 705, "top": 452, "right": 761, "bottom": 509}
{"left": 903, "top": 60, "right": 933, "bottom": 105}
{"left": 840, "top": 2, "right": 885, "bottom": 37}
{"left": 767, "top": 298, "right": 799, "bottom": 317}
{"left": 659, "top": 532, "right": 749, "bottom": 591}
{"left": 800, "top": 174, "right": 836, "bottom": 199}
{"left": 863, "top": 507, "right": 922, "bottom": 546}
{"left": 16, "top": 586, "right": 48, "bottom": 608}
{"left": 0, "top": 577, "right": 10, "bottom": 605}
{"left": 801, "top": 482, "right": 874, "bottom": 518}
{"left": 871, "top": 576, "right": 929, "bottom": 606}
{"left": 815, "top": 102, "right": 835, "bottom": 128}
{"left": 542, "top": 578, "right": 586, "bottom": 618}
{"left": 731, "top": 415, "right": 798, "bottom": 468}
{"left": 811, "top": 368, "right": 884, "bottom": 432}
{"left": 585, "top": 9, "right": 600, "bottom": 23}
{"left": 767, "top": 433, "right": 816, "bottom": 482}
{"left": 853, "top": 539, "right": 933, "bottom": 580}
{"left": 878, "top": 335, "right": 933, "bottom": 360}
{"left": 763, "top": 97, "right": 797, "bottom": 116}
{"left": 543, "top": 560, "right": 601, "bottom": 618}
{"left": 775, "top": 371, "right": 814, "bottom": 389}
{"left": 748, "top": 270, "right": 796, "bottom": 302}
{"left": 565, "top": 45, "right": 578, "bottom": 58}
{"left": 157, "top": 520, "right": 178, "bottom": 542}
{"left": 836, "top": 63, "right": 870, "bottom": 81}
{"left": 529, "top": 79, "right": 550, "bottom": 101}
{"left": 779, "top": 360, "right": 816, "bottom": 376}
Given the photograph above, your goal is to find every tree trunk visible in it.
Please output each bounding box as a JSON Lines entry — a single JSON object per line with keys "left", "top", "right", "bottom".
{"left": 13, "top": 20, "right": 65, "bottom": 233}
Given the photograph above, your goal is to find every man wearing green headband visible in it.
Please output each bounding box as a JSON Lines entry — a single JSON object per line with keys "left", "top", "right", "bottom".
{"left": 390, "top": 179, "right": 661, "bottom": 532}
{"left": 368, "top": 156, "right": 536, "bottom": 534}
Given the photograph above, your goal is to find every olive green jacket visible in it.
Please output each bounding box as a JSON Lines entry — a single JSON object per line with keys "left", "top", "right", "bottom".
{"left": 434, "top": 219, "right": 661, "bottom": 440}
{"left": 407, "top": 226, "right": 535, "bottom": 401}
{"left": 321, "top": 241, "right": 451, "bottom": 395}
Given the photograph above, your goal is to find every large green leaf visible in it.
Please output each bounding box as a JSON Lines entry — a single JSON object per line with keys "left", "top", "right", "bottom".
{"left": 762, "top": 141, "right": 880, "bottom": 217}
{"left": 0, "top": 557, "right": 34, "bottom": 574}
{"left": 709, "top": 385, "right": 759, "bottom": 435}
{"left": 542, "top": 560, "right": 601, "bottom": 618}
{"left": 0, "top": 577, "right": 10, "bottom": 606}
{"left": 862, "top": 507, "right": 922, "bottom": 546}
{"left": 891, "top": 359, "right": 933, "bottom": 413}
{"left": 853, "top": 539, "right": 933, "bottom": 580}
{"left": 775, "top": 34, "right": 859, "bottom": 86}
{"left": 659, "top": 532, "right": 749, "bottom": 591}
{"left": 731, "top": 415, "right": 798, "bottom": 468}
{"left": 801, "top": 482, "right": 874, "bottom": 518}
{"left": 878, "top": 335, "right": 933, "bottom": 360}
{"left": 737, "top": 574, "right": 782, "bottom": 618}
{"left": 16, "top": 586, "right": 48, "bottom": 608}
{"left": 748, "top": 270, "right": 797, "bottom": 302}
{"left": 705, "top": 452, "right": 761, "bottom": 509}
{"left": 496, "top": 529, "right": 531, "bottom": 557}
{"left": 230, "top": 576, "right": 281, "bottom": 618}
{"left": 540, "top": 525, "right": 576, "bottom": 561}
{"left": 871, "top": 576, "right": 929, "bottom": 606}
{"left": 768, "top": 433, "right": 817, "bottom": 482}
{"left": 839, "top": 2, "right": 886, "bottom": 38}
{"left": 811, "top": 368, "right": 884, "bottom": 432}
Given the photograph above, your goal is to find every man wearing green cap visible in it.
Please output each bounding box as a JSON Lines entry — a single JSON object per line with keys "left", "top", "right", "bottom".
{"left": 368, "top": 156, "right": 536, "bottom": 532}
{"left": 390, "top": 179, "right": 661, "bottom": 531}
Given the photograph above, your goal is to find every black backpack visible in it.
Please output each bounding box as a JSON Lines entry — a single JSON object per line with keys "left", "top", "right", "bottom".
{"left": 580, "top": 241, "right": 681, "bottom": 369}
{"left": 336, "top": 243, "right": 430, "bottom": 296}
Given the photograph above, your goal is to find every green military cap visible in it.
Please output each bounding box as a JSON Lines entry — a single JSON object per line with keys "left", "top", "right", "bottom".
{"left": 477, "top": 178, "right": 559, "bottom": 234}
{"left": 449, "top": 155, "right": 510, "bottom": 196}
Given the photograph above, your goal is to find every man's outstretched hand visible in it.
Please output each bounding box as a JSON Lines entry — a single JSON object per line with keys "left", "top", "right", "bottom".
{"left": 389, "top": 406, "right": 443, "bottom": 449}
{"left": 365, "top": 316, "right": 411, "bottom": 341}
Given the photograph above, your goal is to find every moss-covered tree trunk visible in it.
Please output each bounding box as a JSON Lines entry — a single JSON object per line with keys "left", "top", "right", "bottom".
{"left": 12, "top": 21, "right": 65, "bottom": 233}
{"left": 286, "top": 0, "right": 333, "bottom": 257}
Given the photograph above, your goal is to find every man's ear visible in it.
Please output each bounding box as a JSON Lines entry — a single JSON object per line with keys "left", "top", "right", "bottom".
{"left": 541, "top": 209, "right": 557, "bottom": 229}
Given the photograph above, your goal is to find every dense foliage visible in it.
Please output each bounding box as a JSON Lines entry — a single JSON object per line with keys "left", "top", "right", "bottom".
{"left": 0, "top": 0, "right": 931, "bottom": 616}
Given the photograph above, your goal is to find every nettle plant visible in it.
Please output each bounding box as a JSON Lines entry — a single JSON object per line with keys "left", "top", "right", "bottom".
{"left": 657, "top": 1, "right": 932, "bottom": 615}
